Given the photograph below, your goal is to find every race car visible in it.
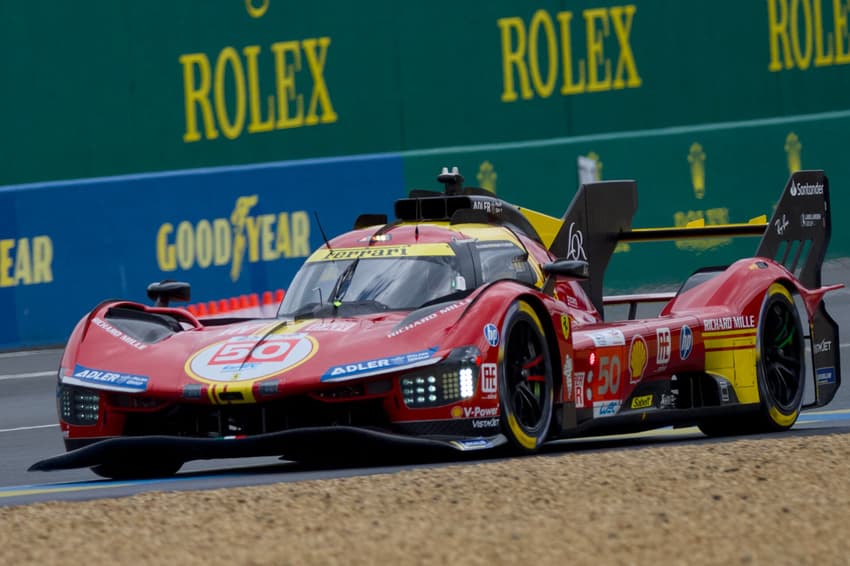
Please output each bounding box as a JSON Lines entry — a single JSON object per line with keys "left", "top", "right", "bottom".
{"left": 32, "top": 167, "right": 842, "bottom": 479}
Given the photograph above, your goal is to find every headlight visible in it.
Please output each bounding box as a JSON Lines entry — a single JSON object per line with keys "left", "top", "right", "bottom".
{"left": 400, "top": 346, "right": 480, "bottom": 408}
{"left": 58, "top": 384, "right": 100, "bottom": 425}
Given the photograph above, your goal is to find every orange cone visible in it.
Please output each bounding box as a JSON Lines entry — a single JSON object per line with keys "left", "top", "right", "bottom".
{"left": 275, "top": 289, "right": 285, "bottom": 303}
{"left": 196, "top": 302, "right": 209, "bottom": 316}
{"left": 249, "top": 293, "right": 260, "bottom": 307}
{"left": 208, "top": 301, "right": 218, "bottom": 315}
{"left": 262, "top": 291, "right": 273, "bottom": 305}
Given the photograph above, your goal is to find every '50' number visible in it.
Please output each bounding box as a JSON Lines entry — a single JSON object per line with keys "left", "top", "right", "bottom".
{"left": 209, "top": 337, "right": 296, "bottom": 365}
{"left": 597, "top": 355, "right": 621, "bottom": 395}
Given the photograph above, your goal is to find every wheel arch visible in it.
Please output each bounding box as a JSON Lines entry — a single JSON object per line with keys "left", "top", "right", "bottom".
{"left": 516, "top": 292, "right": 564, "bottom": 406}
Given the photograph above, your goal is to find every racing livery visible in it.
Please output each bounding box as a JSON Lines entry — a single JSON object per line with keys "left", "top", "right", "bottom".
{"left": 32, "top": 168, "right": 842, "bottom": 478}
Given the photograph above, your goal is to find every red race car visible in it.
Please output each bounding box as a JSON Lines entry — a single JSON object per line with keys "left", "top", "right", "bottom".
{"left": 33, "top": 168, "right": 842, "bottom": 478}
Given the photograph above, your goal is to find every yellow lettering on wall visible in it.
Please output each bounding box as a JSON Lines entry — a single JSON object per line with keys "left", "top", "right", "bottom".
{"left": 213, "top": 219, "right": 231, "bottom": 266}
{"left": 244, "top": 215, "right": 262, "bottom": 263}
{"left": 498, "top": 17, "right": 533, "bottom": 102}
{"left": 528, "top": 10, "right": 558, "bottom": 98}
{"left": 302, "top": 38, "right": 337, "bottom": 125}
{"left": 214, "top": 47, "right": 247, "bottom": 139}
{"left": 557, "top": 12, "right": 586, "bottom": 95}
{"left": 32, "top": 236, "right": 53, "bottom": 284}
{"left": 157, "top": 224, "right": 176, "bottom": 271}
{"left": 0, "top": 236, "right": 53, "bottom": 287}
{"left": 291, "top": 211, "right": 311, "bottom": 257}
{"left": 769, "top": 0, "right": 850, "bottom": 71}
{"left": 0, "top": 240, "right": 14, "bottom": 287}
{"left": 180, "top": 37, "right": 336, "bottom": 142}
{"left": 610, "top": 6, "right": 641, "bottom": 88}
{"left": 260, "top": 214, "right": 279, "bottom": 260}
{"left": 179, "top": 53, "right": 219, "bottom": 142}
{"left": 243, "top": 45, "right": 276, "bottom": 133}
{"left": 14, "top": 238, "right": 31, "bottom": 285}
{"left": 271, "top": 41, "right": 304, "bottom": 129}
{"left": 499, "top": 5, "right": 640, "bottom": 101}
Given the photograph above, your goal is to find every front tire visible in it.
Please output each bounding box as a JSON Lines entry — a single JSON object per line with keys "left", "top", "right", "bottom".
{"left": 498, "top": 300, "right": 554, "bottom": 452}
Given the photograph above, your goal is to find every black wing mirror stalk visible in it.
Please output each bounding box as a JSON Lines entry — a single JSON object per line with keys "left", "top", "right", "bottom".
{"left": 147, "top": 280, "right": 191, "bottom": 307}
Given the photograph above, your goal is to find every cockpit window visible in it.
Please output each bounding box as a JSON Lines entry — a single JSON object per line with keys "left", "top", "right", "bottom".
{"left": 476, "top": 241, "right": 537, "bottom": 285}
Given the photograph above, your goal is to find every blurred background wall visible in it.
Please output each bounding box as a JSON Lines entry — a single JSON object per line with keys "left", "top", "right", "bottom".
{"left": 1, "top": 0, "right": 847, "bottom": 347}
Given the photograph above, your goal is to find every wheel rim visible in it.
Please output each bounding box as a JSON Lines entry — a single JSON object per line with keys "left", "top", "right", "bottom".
{"left": 761, "top": 297, "right": 803, "bottom": 411}
{"left": 504, "top": 318, "right": 549, "bottom": 431}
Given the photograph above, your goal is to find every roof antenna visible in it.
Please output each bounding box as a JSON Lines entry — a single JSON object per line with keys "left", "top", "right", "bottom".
{"left": 415, "top": 225, "right": 419, "bottom": 241}
{"left": 313, "top": 210, "right": 333, "bottom": 252}
{"left": 438, "top": 166, "right": 464, "bottom": 195}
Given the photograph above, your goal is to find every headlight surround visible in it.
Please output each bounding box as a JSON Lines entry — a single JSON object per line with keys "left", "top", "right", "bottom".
{"left": 400, "top": 346, "right": 480, "bottom": 408}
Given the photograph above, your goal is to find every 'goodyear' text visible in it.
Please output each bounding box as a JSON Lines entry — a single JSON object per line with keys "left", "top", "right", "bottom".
{"left": 156, "top": 196, "right": 310, "bottom": 282}
{"left": 0, "top": 236, "right": 52, "bottom": 288}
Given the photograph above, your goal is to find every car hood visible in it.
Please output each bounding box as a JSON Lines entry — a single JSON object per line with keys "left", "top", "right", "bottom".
{"left": 66, "top": 298, "right": 476, "bottom": 400}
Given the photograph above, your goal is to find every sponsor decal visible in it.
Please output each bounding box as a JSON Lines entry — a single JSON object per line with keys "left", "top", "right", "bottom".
{"left": 816, "top": 367, "right": 836, "bottom": 385}
{"left": 628, "top": 335, "right": 647, "bottom": 383}
{"left": 309, "top": 243, "right": 454, "bottom": 262}
{"left": 574, "top": 372, "right": 586, "bottom": 408}
{"left": 597, "top": 355, "right": 621, "bottom": 395}
{"left": 588, "top": 329, "right": 626, "bottom": 347}
{"left": 157, "top": 195, "right": 310, "bottom": 282}
{"left": 563, "top": 355, "right": 573, "bottom": 394}
{"left": 463, "top": 406, "right": 499, "bottom": 418}
{"left": 656, "top": 327, "right": 671, "bottom": 365}
{"left": 484, "top": 323, "right": 500, "bottom": 347}
{"left": 306, "top": 320, "right": 356, "bottom": 332}
{"left": 800, "top": 212, "right": 823, "bottom": 228}
{"left": 561, "top": 315, "right": 571, "bottom": 340}
{"left": 66, "top": 365, "right": 149, "bottom": 393}
{"left": 566, "top": 295, "right": 579, "bottom": 309}
{"left": 790, "top": 181, "right": 824, "bottom": 197}
{"left": 91, "top": 316, "right": 147, "bottom": 350}
{"left": 451, "top": 406, "right": 464, "bottom": 418}
{"left": 258, "top": 380, "right": 280, "bottom": 395}
{"left": 182, "top": 384, "right": 204, "bottom": 398}
{"left": 593, "top": 400, "right": 621, "bottom": 418}
{"left": 630, "top": 394, "right": 653, "bottom": 409}
{"left": 388, "top": 299, "right": 471, "bottom": 337}
{"left": 472, "top": 417, "right": 500, "bottom": 429}
{"left": 679, "top": 325, "right": 693, "bottom": 360}
{"left": 814, "top": 339, "right": 832, "bottom": 354}
{"left": 564, "top": 222, "right": 587, "bottom": 261}
{"left": 703, "top": 315, "right": 755, "bottom": 331}
{"left": 188, "top": 334, "right": 317, "bottom": 383}
{"left": 774, "top": 213, "right": 789, "bottom": 236}
{"left": 322, "top": 348, "right": 437, "bottom": 382}
{"left": 481, "top": 363, "right": 498, "bottom": 394}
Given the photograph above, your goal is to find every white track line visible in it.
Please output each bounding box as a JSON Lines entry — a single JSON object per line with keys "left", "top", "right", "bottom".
{"left": 0, "top": 350, "right": 58, "bottom": 359}
{"left": 0, "top": 424, "right": 57, "bottom": 433}
{"left": 0, "top": 371, "right": 55, "bottom": 381}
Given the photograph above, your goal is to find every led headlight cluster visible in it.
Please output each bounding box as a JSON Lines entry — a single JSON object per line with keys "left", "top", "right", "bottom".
{"left": 400, "top": 347, "right": 480, "bottom": 408}
{"left": 59, "top": 385, "right": 100, "bottom": 425}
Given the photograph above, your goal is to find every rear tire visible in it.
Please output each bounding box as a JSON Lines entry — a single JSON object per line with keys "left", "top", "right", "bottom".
{"left": 498, "top": 300, "right": 554, "bottom": 452}
{"left": 753, "top": 283, "right": 805, "bottom": 431}
{"left": 698, "top": 283, "right": 804, "bottom": 436}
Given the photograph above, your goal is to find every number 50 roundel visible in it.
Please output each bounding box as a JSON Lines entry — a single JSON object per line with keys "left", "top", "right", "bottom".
{"left": 186, "top": 334, "right": 318, "bottom": 383}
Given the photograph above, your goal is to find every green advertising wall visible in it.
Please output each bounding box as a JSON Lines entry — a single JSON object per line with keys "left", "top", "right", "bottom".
{"left": 1, "top": 0, "right": 849, "bottom": 293}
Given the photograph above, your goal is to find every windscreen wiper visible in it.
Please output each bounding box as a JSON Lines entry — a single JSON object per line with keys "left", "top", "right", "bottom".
{"left": 329, "top": 258, "right": 360, "bottom": 308}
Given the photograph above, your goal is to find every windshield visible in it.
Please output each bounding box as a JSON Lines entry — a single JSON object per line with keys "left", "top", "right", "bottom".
{"left": 279, "top": 254, "right": 468, "bottom": 318}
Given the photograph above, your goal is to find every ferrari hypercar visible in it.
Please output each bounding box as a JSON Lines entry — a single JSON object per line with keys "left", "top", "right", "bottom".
{"left": 32, "top": 168, "right": 842, "bottom": 478}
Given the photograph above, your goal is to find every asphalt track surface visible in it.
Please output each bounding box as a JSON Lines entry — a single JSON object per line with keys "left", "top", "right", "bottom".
{"left": 2, "top": 260, "right": 849, "bottom": 507}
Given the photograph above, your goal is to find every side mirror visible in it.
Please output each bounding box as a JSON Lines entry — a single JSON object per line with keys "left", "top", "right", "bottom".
{"left": 147, "top": 280, "right": 191, "bottom": 307}
{"left": 542, "top": 259, "right": 590, "bottom": 280}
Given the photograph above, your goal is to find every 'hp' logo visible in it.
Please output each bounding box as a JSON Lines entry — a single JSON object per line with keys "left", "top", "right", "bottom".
{"left": 484, "top": 324, "right": 499, "bottom": 347}
{"left": 680, "top": 325, "right": 693, "bottom": 360}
